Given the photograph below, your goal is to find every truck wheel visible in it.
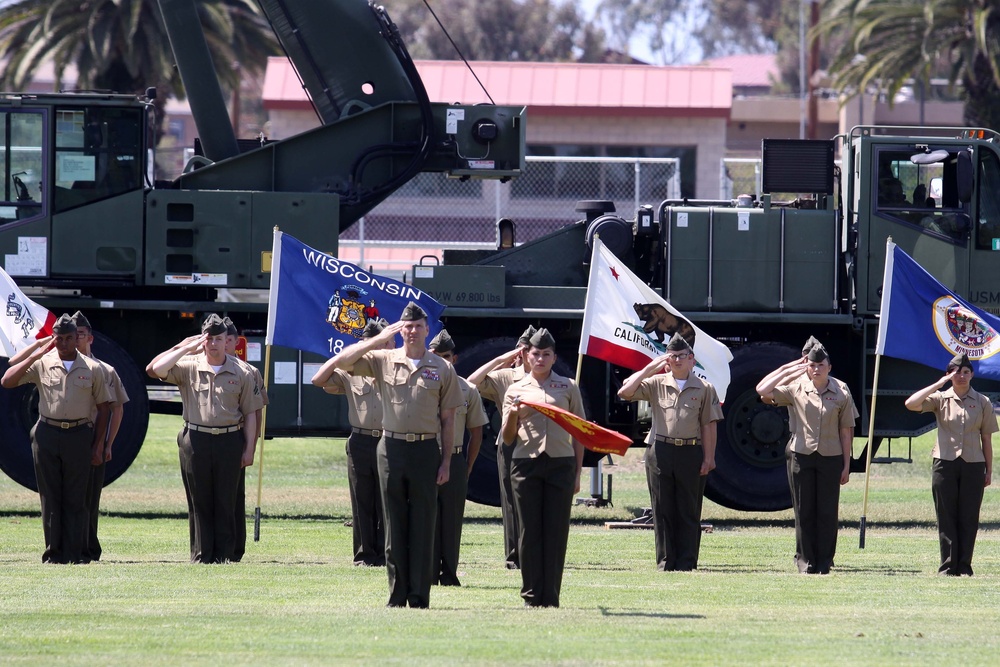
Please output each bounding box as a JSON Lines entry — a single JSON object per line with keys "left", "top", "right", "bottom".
{"left": 90, "top": 331, "right": 150, "bottom": 486}
{"left": 0, "top": 369, "right": 39, "bottom": 490}
{"left": 705, "top": 343, "right": 798, "bottom": 512}
{"left": 0, "top": 334, "right": 149, "bottom": 491}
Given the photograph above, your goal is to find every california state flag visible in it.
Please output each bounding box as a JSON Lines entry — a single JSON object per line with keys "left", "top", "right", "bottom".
{"left": 0, "top": 265, "right": 55, "bottom": 358}
{"left": 579, "top": 237, "right": 733, "bottom": 401}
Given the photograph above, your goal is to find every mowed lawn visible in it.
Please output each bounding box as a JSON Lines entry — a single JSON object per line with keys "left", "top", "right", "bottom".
{"left": 2, "top": 414, "right": 1000, "bottom": 666}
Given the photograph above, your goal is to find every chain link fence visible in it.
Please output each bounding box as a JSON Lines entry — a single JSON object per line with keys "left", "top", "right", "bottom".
{"left": 344, "top": 156, "right": 681, "bottom": 245}
{"left": 720, "top": 158, "right": 761, "bottom": 200}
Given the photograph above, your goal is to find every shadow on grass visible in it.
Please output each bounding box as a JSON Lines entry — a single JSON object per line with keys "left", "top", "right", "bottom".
{"left": 599, "top": 607, "right": 706, "bottom": 619}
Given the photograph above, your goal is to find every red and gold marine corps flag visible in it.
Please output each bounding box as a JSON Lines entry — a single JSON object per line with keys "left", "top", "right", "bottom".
{"left": 519, "top": 399, "right": 632, "bottom": 456}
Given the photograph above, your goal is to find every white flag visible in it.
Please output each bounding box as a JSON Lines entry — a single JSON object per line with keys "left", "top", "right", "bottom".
{"left": 0, "top": 265, "right": 54, "bottom": 358}
{"left": 579, "top": 237, "right": 733, "bottom": 401}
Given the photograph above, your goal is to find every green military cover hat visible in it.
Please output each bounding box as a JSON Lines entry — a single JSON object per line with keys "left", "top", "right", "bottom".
{"left": 222, "top": 316, "right": 238, "bottom": 337}
{"left": 806, "top": 344, "right": 829, "bottom": 363}
{"left": 665, "top": 332, "right": 693, "bottom": 353}
{"left": 947, "top": 352, "right": 973, "bottom": 372}
{"left": 518, "top": 325, "right": 538, "bottom": 346}
{"left": 429, "top": 328, "right": 455, "bottom": 353}
{"left": 201, "top": 313, "right": 227, "bottom": 336}
{"left": 52, "top": 313, "right": 77, "bottom": 334}
{"left": 361, "top": 317, "right": 388, "bottom": 339}
{"left": 528, "top": 327, "right": 556, "bottom": 349}
{"left": 400, "top": 301, "right": 428, "bottom": 321}
{"left": 71, "top": 311, "right": 91, "bottom": 330}
{"left": 801, "top": 335, "right": 821, "bottom": 357}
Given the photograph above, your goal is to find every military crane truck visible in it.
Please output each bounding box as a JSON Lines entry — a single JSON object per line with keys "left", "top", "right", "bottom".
{"left": 0, "top": 0, "right": 525, "bottom": 491}
{"left": 420, "top": 127, "right": 1000, "bottom": 511}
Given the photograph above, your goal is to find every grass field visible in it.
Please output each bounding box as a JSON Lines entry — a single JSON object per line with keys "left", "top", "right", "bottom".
{"left": 2, "top": 414, "right": 999, "bottom": 666}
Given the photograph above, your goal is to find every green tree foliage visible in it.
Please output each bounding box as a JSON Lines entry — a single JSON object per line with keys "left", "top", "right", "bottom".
{"left": 389, "top": 0, "right": 607, "bottom": 62}
{"left": 595, "top": 0, "right": 790, "bottom": 66}
{"left": 0, "top": 0, "right": 278, "bottom": 139}
{"left": 817, "top": 0, "right": 1000, "bottom": 129}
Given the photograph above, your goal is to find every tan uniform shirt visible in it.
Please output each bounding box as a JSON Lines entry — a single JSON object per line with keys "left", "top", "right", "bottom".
{"left": 451, "top": 378, "right": 488, "bottom": 451}
{"left": 88, "top": 357, "right": 130, "bottom": 422}
{"left": 634, "top": 373, "right": 723, "bottom": 442}
{"left": 325, "top": 368, "right": 383, "bottom": 430}
{"left": 478, "top": 366, "right": 526, "bottom": 404}
{"left": 235, "top": 358, "right": 269, "bottom": 407}
{"left": 919, "top": 387, "right": 998, "bottom": 462}
{"left": 772, "top": 376, "right": 858, "bottom": 456}
{"left": 164, "top": 354, "right": 262, "bottom": 427}
{"left": 502, "top": 371, "right": 585, "bottom": 459}
{"left": 353, "top": 348, "right": 463, "bottom": 434}
{"left": 19, "top": 350, "right": 112, "bottom": 421}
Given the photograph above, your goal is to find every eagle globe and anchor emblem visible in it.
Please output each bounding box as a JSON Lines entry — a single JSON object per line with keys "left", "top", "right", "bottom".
{"left": 932, "top": 297, "right": 1000, "bottom": 360}
{"left": 326, "top": 285, "right": 380, "bottom": 339}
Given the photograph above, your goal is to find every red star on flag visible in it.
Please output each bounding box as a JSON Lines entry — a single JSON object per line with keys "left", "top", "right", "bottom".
{"left": 609, "top": 266, "right": 620, "bottom": 280}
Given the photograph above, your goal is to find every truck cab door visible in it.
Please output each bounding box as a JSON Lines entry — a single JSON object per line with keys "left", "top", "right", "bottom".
{"left": 866, "top": 144, "right": 970, "bottom": 312}
{"left": 968, "top": 145, "right": 1000, "bottom": 314}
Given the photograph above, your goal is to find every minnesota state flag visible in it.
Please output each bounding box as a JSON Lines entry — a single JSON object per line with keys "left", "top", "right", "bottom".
{"left": 876, "top": 239, "right": 1000, "bottom": 378}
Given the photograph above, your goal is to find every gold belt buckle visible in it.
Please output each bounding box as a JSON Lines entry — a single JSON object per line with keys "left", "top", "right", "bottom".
{"left": 372, "top": 430, "right": 382, "bottom": 438}
{"left": 211, "top": 427, "right": 221, "bottom": 435}
{"left": 61, "top": 421, "right": 70, "bottom": 429}
{"left": 405, "top": 433, "right": 416, "bottom": 442}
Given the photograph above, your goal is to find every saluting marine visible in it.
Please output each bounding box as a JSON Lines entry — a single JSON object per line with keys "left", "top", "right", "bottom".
{"left": 311, "top": 317, "right": 392, "bottom": 567}
{"left": 428, "top": 328, "right": 488, "bottom": 586}
{"left": 2, "top": 313, "right": 112, "bottom": 564}
{"left": 467, "top": 325, "right": 536, "bottom": 570}
{"left": 149, "top": 314, "right": 262, "bottom": 563}
{"left": 618, "top": 333, "right": 722, "bottom": 571}
{"left": 325, "top": 302, "right": 462, "bottom": 608}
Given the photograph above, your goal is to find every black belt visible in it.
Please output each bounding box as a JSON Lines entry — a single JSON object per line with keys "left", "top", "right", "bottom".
{"left": 39, "top": 416, "right": 91, "bottom": 429}
{"left": 351, "top": 427, "right": 383, "bottom": 438}
{"left": 186, "top": 422, "right": 242, "bottom": 435}
{"left": 384, "top": 431, "right": 436, "bottom": 442}
{"left": 655, "top": 436, "right": 700, "bottom": 446}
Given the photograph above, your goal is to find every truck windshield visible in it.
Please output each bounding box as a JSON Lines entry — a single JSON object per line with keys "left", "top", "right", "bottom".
{"left": 53, "top": 106, "right": 144, "bottom": 213}
{"left": 976, "top": 149, "right": 1000, "bottom": 251}
{"left": 0, "top": 110, "right": 45, "bottom": 225}
{"left": 875, "top": 148, "right": 969, "bottom": 244}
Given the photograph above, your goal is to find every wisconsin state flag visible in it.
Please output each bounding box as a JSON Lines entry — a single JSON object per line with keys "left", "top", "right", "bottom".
{"left": 579, "top": 237, "right": 733, "bottom": 401}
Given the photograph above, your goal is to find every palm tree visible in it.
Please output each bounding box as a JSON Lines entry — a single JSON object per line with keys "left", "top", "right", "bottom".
{"left": 817, "top": 0, "right": 1000, "bottom": 130}
{"left": 0, "top": 0, "right": 278, "bottom": 139}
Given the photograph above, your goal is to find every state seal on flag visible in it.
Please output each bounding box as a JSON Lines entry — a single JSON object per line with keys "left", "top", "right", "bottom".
{"left": 932, "top": 296, "right": 1000, "bottom": 359}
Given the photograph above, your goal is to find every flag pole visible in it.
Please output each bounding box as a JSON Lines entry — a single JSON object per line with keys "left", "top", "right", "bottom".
{"left": 860, "top": 237, "right": 895, "bottom": 548}
{"left": 859, "top": 352, "right": 882, "bottom": 548}
{"left": 257, "top": 225, "right": 282, "bottom": 541}
{"left": 254, "top": 343, "right": 272, "bottom": 541}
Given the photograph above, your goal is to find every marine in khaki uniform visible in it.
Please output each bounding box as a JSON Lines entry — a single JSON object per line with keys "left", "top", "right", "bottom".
{"left": 500, "top": 328, "right": 584, "bottom": 608}
{"left": 2, "top": 313, "right": 112, "bottom": 564}
{"left": 327, "top": 302, "right": 462, "bottom": 608}
{"left": 223, "top": 317, "right": 268, "bottom": 562}
{"left": 906, "top": 353, "right": 996, "bottom": 575}
{"left": 149, "top": 314, "right": 261, "bottom": 563}
{"left": 428, "top": 329, "right": 488, "bottom": 586}
{"left": 73, "top": 312, "right": 129, "bottom": 562}
{"left": 618, "top": 333, "right": 723, "bottom": 571}
{"left": 311, "top": 317, "right": 391, "bottom": 567}
{"left": 467, "top": 325, "right": 535, "bottom": 569}
{"left": 757, "top": 340, "right": 858, "bottom": 574}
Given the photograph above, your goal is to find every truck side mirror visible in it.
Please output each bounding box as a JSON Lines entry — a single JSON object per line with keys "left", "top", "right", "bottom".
{"left": 957, "top": 150, "right": 973, "bottom": 203}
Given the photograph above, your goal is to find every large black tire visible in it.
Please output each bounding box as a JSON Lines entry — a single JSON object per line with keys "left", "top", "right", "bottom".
{"left": 705, "top": 342, "right": 798, "bottom": 512}
{"left": 0, "top": 332, "right": 149, "bottom": 491}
